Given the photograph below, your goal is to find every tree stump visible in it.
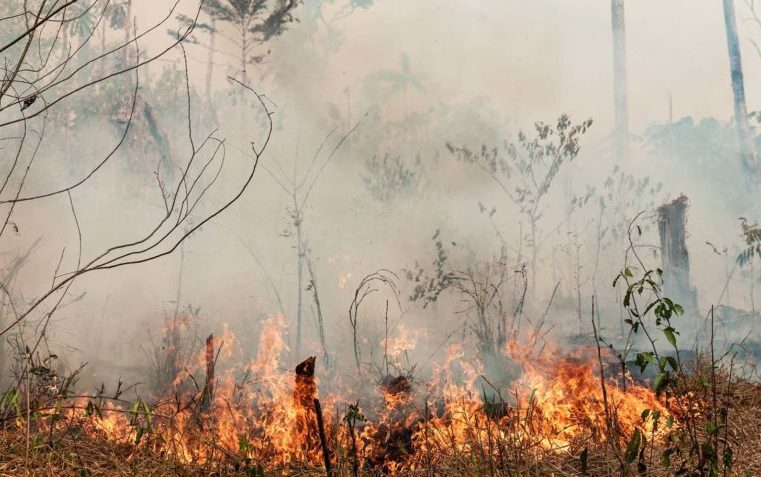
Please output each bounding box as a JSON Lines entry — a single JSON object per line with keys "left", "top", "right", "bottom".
{"left": 657, "top": 195, "right": 698, "bottom": 314}
{"left": 294, "top": 357, "right": 319, "bottom": 454}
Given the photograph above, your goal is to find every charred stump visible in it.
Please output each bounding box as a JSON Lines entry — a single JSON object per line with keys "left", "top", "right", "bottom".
{"left": 201, "top": 334, "right": 215, "bottom": 413}
{"left": 294, "top": 357, "right": 320, "bottom": 454}
{"left": 657, "top": 195, "right": 698, "bottom": 314}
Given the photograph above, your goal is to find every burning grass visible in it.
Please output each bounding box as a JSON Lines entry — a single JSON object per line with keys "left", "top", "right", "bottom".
{"left": 2, "top": 316, "right": 761, "bottom": 475}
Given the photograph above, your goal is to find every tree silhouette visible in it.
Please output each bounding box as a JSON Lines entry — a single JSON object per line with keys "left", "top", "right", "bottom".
{"left": 363, "top": 53, "right": 425, "bottom": 120}
{"left": 203, "top": 0, "right": 300, "bottom": 82}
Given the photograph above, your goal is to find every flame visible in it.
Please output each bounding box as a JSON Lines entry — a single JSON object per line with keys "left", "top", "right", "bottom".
{"left": 517, "top": 353, "right": 671, "bottom": 449}
{"left": 338, "top": 271, "right": 352, "bottom": 289}
{"left": 49, "top": 317, "right": 674, "bottom": 473}
{"left": 383, "top": 323, "right": 419, "bottom": 363}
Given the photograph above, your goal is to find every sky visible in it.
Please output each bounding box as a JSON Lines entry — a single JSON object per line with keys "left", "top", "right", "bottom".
{"left": 275, "top": 0, "right": 756, "bottom": 138}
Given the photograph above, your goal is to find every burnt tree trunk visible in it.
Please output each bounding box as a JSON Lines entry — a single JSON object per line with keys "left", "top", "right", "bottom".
{"left": 313, "top": 398, "right": 333, "bottom": 476}
{"left": 294, "top": 357, "right": 319, "bottom": 452}
{"left": 658, "top": 196, "right": 698, "bottom": 313}
{"left": 201, "top": 334, "right": 215, "bottom": 412}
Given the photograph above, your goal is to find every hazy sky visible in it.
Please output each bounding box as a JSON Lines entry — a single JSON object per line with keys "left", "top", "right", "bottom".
{"left": 136, "top": 0, "right": 761, "bottom": 141}
{"left": 321, "top": 0, "right": 757, "bottom": 137}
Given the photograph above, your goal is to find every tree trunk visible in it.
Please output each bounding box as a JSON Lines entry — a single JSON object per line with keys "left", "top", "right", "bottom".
{"left": 294, "top": 357, "right": 318, "bottom": 452}
{"left": 722, "top": 0, "right": 758, "bottom": 177}
{"left": 240, "top": 25, "right": 248, "bottom": 83}
{"left": 611, "top": 0, "right": 629, "bottom": 161}
{"left": 657, "top": 195, "right": 698, "bottom": 314}
{"left": 295, "top": 213, "right": 304, "bottom": 358}
{"left": 201, "top": 334, "right": 215, "bottom": 412}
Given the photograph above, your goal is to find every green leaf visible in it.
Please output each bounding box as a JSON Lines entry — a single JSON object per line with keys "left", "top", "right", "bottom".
{"left": 130, "top": 400, "right": 139, "bottom": 417}
{"left": 664, "top": 356, "right": 679, "bottom": 372}
{"left": 723, "top": 447, "right": 733, "bottom": 468}
{"left": 664, "top": 327, "right": 677, "bottom": 348}
{"left": 706, "top": 421, "right": 720, "bottom": 434}
{"left": 135, "top": 427, "right": 145, "bottom": 445}
{"left": 653, "top": 372, "right": 670, "bottom": 394}
{"left": 625, "top": 429, "right": 642, "bottom": 464}
{"left": 636, "top": 352, "right": 654, "bottom": 373}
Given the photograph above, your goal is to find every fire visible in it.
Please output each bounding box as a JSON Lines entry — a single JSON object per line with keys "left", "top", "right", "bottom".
{"left": 338, "top": 271, "right": 352, "bottom": 289}
{"left": 383, "top": 323, "right": 419, "bottom": 365}
{"left": 49, "top": 317, "right": 673, "bottom": 473}
{"left": 517, "top": 354, "right": 671, "bottom": 449}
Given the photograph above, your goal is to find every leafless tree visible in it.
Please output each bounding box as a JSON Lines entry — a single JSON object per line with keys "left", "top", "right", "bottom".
{"left": 264, "top": 118, "right": 362, "bottom": 361}
{"left": 0, "top": 0, "right": 276, "bottom": 357}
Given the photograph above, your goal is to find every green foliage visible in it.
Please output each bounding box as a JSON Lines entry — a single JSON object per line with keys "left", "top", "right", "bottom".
{"left": 65, "top": 2, "right": 98, "bottom": 43}
{"left": 597, "top": 165, "right": 663, "bottom": 247}
{"left": 343, "top": 401, "right": 366, "bottom": 425}
{"left": 614, "top": 265, "right": 684, "bottom": 397}
{"left": 447, "top": 114, "right": 593, "bottom": 218}
{"left": 645, "top": 116, "right": 735, "bottom": 167}
{"left": 0, "top": 388, "right": 21, "bottom": 418}
{"left": 362, "top": 152, "right": 424, "bottom": 202}
{"left": 129, "top": 398, "right": 153, "bottom": 445}
{"left": 447, "top": 114, "right": 593, "bottom": 289}
{"left": 105, "top": 0, "right": 130, "bottom": 30}
{"left": 403, "top": 229, "right": 459, "bottom": 307}
{"left": 624, "top": 428, "right": 644, "bottom": 465}
{"left": 737, "top": 217, "right": 761, "bottom": 267}
{"left": 239, "top": 436, "right": 255, "bottom": 453}
{"left": 203, "top": 0, "right": 300, "bottom": 64}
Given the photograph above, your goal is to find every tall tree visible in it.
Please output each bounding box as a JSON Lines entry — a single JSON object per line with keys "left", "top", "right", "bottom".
{"left": 610, "top": 0, "right": 629, "bottom": 160}
{"left": 722, "top": 0, "right": 759, "bottom": 177}
{"left": 204, "top": 0, "right": 299, "bottom": 82}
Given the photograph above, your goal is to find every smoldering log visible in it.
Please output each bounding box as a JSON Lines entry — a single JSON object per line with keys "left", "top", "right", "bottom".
{"left": 657, "top": 195, "right": 698, "bottom": 313}
{"left": 295, "top": 356, "right": 317, "bottom": 406}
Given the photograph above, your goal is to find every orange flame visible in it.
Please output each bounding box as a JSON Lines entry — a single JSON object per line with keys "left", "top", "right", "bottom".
{"left": 53, "top": 316, "right": 673, "bottom": 473}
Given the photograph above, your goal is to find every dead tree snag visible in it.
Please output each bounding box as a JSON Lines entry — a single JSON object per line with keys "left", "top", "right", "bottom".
{"left": 657, "top": 195, "right": 698, "bottom": 314}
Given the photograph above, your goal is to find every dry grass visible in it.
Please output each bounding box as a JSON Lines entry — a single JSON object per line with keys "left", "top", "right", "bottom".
{"left": 0, "top": 428, "right": 208, "bottom": 477}
{"left": 2, "top": 365, "right": 761, "bottom": 476}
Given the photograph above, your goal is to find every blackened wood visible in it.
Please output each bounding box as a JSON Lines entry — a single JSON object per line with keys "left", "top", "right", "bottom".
{"left": 314, "top": 398, "right": 333, "bottom": 477}
{"left": 201, "top": 334, "right": 214, "bottom": 412}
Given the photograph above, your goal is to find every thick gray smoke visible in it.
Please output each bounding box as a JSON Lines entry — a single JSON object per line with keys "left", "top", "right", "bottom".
{"left": 2, "top": 0, "right": 761, "bottom": 392}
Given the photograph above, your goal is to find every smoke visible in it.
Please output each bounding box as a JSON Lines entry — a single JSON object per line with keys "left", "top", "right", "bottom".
{"left": 3, "top": 0, "right": 761, "bottom": 392}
